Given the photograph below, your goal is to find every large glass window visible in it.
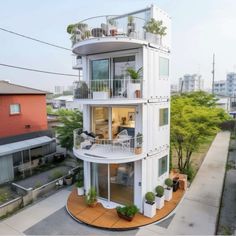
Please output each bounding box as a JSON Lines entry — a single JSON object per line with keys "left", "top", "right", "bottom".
{"left": 159, "top": 108, "right": 169, "bottom": 126}
{"left": 10, "top": 104, "right": 20, "bottom": 115}
{"left": 91, "top": 59, "right": 109, "bottom": 81}
{"left": 159, "top": 155, "right": 168, "bottom": 176}
{"left": 159, "top": 57, "right": 169, "bottom": 77}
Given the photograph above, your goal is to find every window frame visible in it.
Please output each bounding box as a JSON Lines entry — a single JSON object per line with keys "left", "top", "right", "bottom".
{"left": 159, "top": 56, "right": 169, "bottom": 78}
{"left": 158, "top": 155, "right": 168, "bottom": 177}
{"left": 10, "top": 104, "right": 21, "bottom": 115}
{"left": 159, "top": 108, "right": 169, "bottom": 126}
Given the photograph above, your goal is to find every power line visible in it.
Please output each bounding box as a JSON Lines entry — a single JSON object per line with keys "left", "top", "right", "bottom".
{"left": 0, "top": 27, "right": 71, "bottom": 51}
{"left": 0, "top": 63, "right": 78, "bottom": 77}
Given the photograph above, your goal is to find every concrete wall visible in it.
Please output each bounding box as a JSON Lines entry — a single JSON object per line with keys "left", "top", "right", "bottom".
{"left": 0, "top": 197, "right": 22, "bottom": 218}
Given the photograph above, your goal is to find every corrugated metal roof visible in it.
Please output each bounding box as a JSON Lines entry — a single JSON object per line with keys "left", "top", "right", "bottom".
{"left": 0, "top": 136, "right": 54, "bottom": 156}
{"left": 0, "top": 81, "right": 49, "bottom": 95}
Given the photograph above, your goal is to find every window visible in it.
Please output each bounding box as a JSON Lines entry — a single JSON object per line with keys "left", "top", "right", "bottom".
{"left": 159, "top": 57, "right": 169, "bottom": 77}
{"left": 91, "top": 59, "right": 109, "bottom": 81}
{"left": 10, "top": 104, "right": 20, "bottom": 115}
{"left": 159, "top": 108, "right": 168, "bottom": 126}
{"left": 159, "top": 155, "right": 168, "bottom": 176}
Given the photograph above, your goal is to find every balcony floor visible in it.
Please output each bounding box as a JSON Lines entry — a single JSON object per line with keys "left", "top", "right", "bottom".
{"left": 66, "top": 188, "right": 185, "bottom": 230}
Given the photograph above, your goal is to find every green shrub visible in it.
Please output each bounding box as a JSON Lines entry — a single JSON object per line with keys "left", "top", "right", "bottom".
{"left": 145, "top": 192, "right": 155, "bottom": 204}
{"left": 165, "top": 178, "right": 173, "bottom": 188}
{"left": 155, "top": 185, "right": 164, "bottom": 197}
{"left": 0, "top": 193, "right": 9, "bottom": 203}
{"left": 116, "top": 204, "right": 139, "bottom": 218}
{"left": 34, "top": 181, "right": 42, "bottom": 189}
{"left": 76, "top": 180, "right": 83, "bottom": 188}
{"left": 182, "top": 166, "right": 195, "bottom": 182}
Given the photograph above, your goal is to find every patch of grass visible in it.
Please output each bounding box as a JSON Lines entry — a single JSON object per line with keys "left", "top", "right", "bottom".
{"left": 219, "top": 225, "right": 233, "bottom": 235}
{"left": 0, "top": 192, "right": 9, "bottom": 203}
{"left": 48, "top": 170, "right": 64, "bottom": 181}
{"left": 34, "top": 180, "right": 42, "bottom": 189}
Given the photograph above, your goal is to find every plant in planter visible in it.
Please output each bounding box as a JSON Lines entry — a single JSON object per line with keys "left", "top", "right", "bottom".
{"left": 116, "top": 204, "right": 139, "bottom": 221}
{"left": 92, "top": 83, "right": 109, "bottom": 99}
{"left": 64, "top": 174, "right": 73, "bottom": 185}
{"left": 135, "top": 132, "right": 143, "bottom": 154}
{"left": 67, "top": 23, "right": 89, "bottom": 44}
{"left": 143, "top": 192, "right": 156, "bottom": 218}
{"left": 127, "top": 15, "right": 136, "bottom": 36}
{"left": 108, "top": 18, "right": 117, "bottom": 36}
{"left": 76, "top": 173, "right": 84, "bottom": 196}
{"left": 85, "top": 187, "right": 97, "bottom": 207}
{"left": 126, "top": 67, "right": 142, "bottom": 98}
{"left": 164, "top": 178, "right": 173, "bottom": 201}
{"left": 155, "top": 185, "right": 165, "bottom": 209}
{"left": 143, "top": 18, "right": 167, "bottom": 44}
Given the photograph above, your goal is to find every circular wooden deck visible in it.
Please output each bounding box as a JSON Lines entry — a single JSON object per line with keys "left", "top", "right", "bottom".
{"left": 66, "top": 188, "right": 185, "bottom": 230}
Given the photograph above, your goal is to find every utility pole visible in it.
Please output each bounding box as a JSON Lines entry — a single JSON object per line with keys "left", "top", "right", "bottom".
{"left": 212, "top": 53, "right": 215, "bottom": 95}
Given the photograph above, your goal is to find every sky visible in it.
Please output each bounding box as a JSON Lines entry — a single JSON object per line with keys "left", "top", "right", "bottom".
{"left": 0, "top": 0, "right": 236, "bottom": 92}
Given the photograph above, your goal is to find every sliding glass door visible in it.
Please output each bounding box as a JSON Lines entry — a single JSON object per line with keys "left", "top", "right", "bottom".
{"left": 90, "top": 162, "right": 134, "bottom": 205}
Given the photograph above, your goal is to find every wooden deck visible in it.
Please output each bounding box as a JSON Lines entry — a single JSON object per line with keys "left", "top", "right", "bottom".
{"left": 67, "top": 188, "right": 185, "bottom": 230}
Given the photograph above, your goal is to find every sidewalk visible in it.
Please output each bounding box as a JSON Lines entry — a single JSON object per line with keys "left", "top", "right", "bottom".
{"left": 0, "top": 188, "right": 71, "bottom": 235}
{"left": 166, "top": 131, "right": 230, "bottom": 235}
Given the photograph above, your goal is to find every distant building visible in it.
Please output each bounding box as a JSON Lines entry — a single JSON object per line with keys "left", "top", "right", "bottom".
{"left": 171, "top": 84, "right": 178, "bottom": 93}
{"left": 0, "top": 81, "right": 56, "bottom": 184}
{"left": 52, "top": 95, "right": 82, "bottom": 111}
{"left": 213, "top": 80, "right": 227, "bottom": 96}
{"left": 179, "top": 74, "right": 204, "bottom": 93}
{"left": 54, "top": 85, "right": 65, "bottom": 95}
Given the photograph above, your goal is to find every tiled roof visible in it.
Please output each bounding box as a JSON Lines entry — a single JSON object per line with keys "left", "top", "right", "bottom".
{"left": 0, "top": 80, "right": 49, "bottom": 95}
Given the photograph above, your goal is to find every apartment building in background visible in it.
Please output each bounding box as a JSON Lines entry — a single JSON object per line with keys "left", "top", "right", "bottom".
{"left": 179, "top": 74, "right": 204, "bottom": 93}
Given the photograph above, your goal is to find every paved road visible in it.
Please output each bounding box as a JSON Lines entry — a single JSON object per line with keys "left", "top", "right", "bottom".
{"left": 0, "top": 131, "right": 230, "bottom": 235}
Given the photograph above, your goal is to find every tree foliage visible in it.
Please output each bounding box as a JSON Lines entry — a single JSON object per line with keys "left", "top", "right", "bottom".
{"left": 171, "top": 92, "right": 230, "bottom": 172}
{"left": 56, "top": 110, "right": 83, "bottom": 151}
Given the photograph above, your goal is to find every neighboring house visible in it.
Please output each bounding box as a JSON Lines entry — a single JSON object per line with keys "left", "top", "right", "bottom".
{"left": 215, "top": 97, "right": 231, "bottom": 112}
{"left": 179, "top": 74, "right": 204, "bottom": 93}
{"left": 0, "top": 81, "right": 56, "bottom": 184}
{"left": 72, "top": 5, "right": 171, "bottom": 212}
{"left": 52, "top": 95, "right": 82, "bottom": 111}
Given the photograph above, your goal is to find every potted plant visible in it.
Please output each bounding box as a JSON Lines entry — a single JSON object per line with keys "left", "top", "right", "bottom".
{"left": 126, "top": 67, "right": 142, "bottom": 98}
{"left": 108, "top": 18, "right": 117, "bottom": 36}
{"left": 76, "top": 174, "right": 84, "bottom": 196}
{"left": 92, "top": 84, "right": 109, "bottom": 99}
{"left": 116, "top": 204, "right": 139, "bottom": 221}
{"left": 127, "top": 15, "right": 135, "bottom": 36}
{"left": 85, "top": 187, "right": 97, "bottom": 207}
{"left": 143, "top": 192, "right": 156, "bottom": 218}
{"left": 67, "top": 23, "right": 89, "bottom": 45}
{"left": 164, "top": 178, "right": 173, "bottom": 201}
{"left": 65, "top": 174, "right": 73, "bottom": 185}
{"left": 143, "top": 18, "right": 167, "bottom": 44}
{"left": 155, "top": 185, "right": 165, "bottom": 209}
{"left": 135, "top": 132, "right": 143, "bottom": 154}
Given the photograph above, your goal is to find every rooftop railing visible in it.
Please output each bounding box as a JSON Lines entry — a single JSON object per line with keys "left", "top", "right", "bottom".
{"left": 68, "top": 15, "right": 161, "bottom": 46}
{"left": 74, "top": 78, "right": 142, "bottom": 99}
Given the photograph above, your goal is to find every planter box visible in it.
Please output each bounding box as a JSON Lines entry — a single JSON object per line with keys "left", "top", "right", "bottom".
{"left": 65, "top": 177, "right": 72, "bottom": 186}
{"left": 164, "top": 188, "right": 173, "bottom": 201}
{"left": 155, "top": 195, "right": 165, "bottom": 209}
{"left": 77, "top": 187, "right": 84, "bottom": 196}
{"left": 87, "top": 200, "right": 98, "bottom": 208}
{"left": 117, "top": 211, "right": 134, "bottom": 221}
{"left": 143, "top": 201, "right": 156, "bottom": 218}
{"left": 145, "top": 32, "right": 160, "bottom": 44}
{"left": 127, "top": 83, "right": 140, "bottom": 99}
{"left": 135, "top": 147, "right": 142, "bottom": 155}
{"left": 93, "top": 91, "right": 109, "bottom": 99}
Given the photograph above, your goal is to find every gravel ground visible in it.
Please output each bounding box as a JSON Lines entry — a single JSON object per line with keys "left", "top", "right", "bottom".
{"left": 217, "top": 139, "right": 236, "bottom": 235}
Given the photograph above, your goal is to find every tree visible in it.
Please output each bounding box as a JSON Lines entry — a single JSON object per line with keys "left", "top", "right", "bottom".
{"left": 171, "top": 92, "right": 230, "bottom": 172}
{"left": 56, "top": 110, "right": 83, "bottom": 152}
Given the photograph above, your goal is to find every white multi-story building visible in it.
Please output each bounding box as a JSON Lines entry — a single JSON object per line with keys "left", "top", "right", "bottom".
{"left": 213, "top": 80, "right": 227, "bottom": 96}
{"left": 72, "top": 5, "right": 171, "bottom": 212}
{"left": 179, "top": 74, "right": 204, "bottom": 93}
{"left": 226, "top": 72, "right": 236, "bottom": 97}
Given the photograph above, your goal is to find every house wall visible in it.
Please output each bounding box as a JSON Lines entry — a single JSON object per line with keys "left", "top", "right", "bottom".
{"left": 0, "top": 94, "right": 48, "bottom": 138}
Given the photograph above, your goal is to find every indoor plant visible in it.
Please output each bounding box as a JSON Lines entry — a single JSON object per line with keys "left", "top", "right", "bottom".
{"left": 135, "top": 132, "right": 143, "bottom": 154}
{"left": 164, "top": 178, "right": 173, "bottom": 201}
{"left": 143, "top": 18, "right": 167, "bottom": 44}
{"left": 143, "top": 192, "right": 156, "bottom": 218}
{"left": 85, "top": 187, "right": 97, "bottom": 207}
{"left": 155, "top": 185, "right": 165, "bottom": 209}
{"left": 126, "top": 67, "right": 142, "bottom": 98}
{"left": 116, "top": 204, "right": 139, "bottom": 221}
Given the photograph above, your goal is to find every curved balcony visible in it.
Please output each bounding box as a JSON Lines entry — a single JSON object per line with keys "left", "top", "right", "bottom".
{"left": 73, "top": 129, "right": 144, "bottom": 163}
{"left": 69, "top": 15, "right": 161, "bottom": 55}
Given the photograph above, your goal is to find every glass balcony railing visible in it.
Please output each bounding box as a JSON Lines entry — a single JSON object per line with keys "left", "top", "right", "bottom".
{"left": 68, "top": 14, "right": 162, "bottom": 46}
{"left": 73, "top": 129, "right": 143, "bottom": 158}
{"left": 74, "top": 79, "right": 142, "bottom": 99}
